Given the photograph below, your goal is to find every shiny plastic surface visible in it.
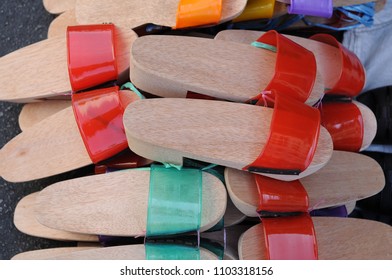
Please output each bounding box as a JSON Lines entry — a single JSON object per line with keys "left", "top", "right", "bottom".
{"left": 175, "top": 0, "right": 222, "bottom": 29}
{"left": 262, "top": 214, "right": 318, "bottom": 260}
{"left": 288, "top": 0, "right": 332, "bottom": 18}
{"left": 146, "top": 166, "right": 202, "bottom": 237}
{"left": 250, "top": 30, "right": 316, "bottom": 104}
{"left": 319, "top": 101, "right": 363, "bottom": 152}
{"left": 94, "top": 149, "right": 146, "bottom": 174}
{"left": 72, "top": 86, "right": 128, "bottom": 163}
{"left": 233, "top": 0, "right": 275, "bottom": 22}
{"left": 145, "top": 243, "right": 200, "bottom": 260}
{"left": 310, "top": 33, "right": 365, "bottom": 97}
{"left": 244, "top": 94, "right": 320, "bottom": 175}
{"left": 255, "top": 175, "right": 309, "bottom": 214}
{"left": 67, "top": 24, "right": 118, "bottom": 92}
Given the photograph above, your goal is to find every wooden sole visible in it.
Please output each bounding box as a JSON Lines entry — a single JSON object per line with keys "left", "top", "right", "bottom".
{"left": 225, "top": 151, "right": 384, "bottom": 217}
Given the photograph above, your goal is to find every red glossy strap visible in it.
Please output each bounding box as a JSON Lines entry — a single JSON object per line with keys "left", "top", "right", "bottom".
{"left": 175, "top": 0, "right": 222, "bottom": 29}
{"left": 261, "top": 214, "right": 318, "bottom": 260}
{"left": 319, "top": 102, "right": 363, "bottom": 152}
{"left": 72, "top": 86, "right": 128, "bottom": 164}
{"left": 310, "top": 34, "right": 365, "bottom": 97}
{"left": 243, "top": 94, "right": 320, "bottom": 175}
{"left": 255, "top": 175, "right": 309, "bottom": 214}
{"left": 94, "top": 149, "right": 144, "bottom": 174}
{"left": 250, "top": 30, "right": 316, "bottom": 105}
{"left": 67, "top": 24, "right": 118, "bottom": 92}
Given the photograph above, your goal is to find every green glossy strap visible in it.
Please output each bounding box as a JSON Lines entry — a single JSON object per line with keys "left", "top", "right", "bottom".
{"left": 145, "top": 243, "right": 200, "bottom": 260}
{"left": 146, "top": 165, "right": 202, "bottom": 237}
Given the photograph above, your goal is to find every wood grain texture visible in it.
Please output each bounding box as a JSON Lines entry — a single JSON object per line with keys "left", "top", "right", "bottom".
{"left": 0, "top": 91, "right": 139, "bottom": 182}
{"left": 124, "top": 98, "right": 333, "bottom": 181}
{"left": 130, "top": 35, "right": 324, "bottom": 105}
{"left": 0, "top": 28, "right": 136, "bottom": 102}
{"left": 76, "top": 0, "right": 247, "bottom": 29}
{"left": 225, "top": 151, "right": 384, "bottom": 217}
{"left": 215, "top": 29, "right": 354, "bottom": 95}
{"left": 48, "top": 9, "right": 77, "bottom": 38}
{"left": 239, "top": 217, "right": 392, "bottom": 259}
{"left": 12, "top": 244, "right": 218, "bottom": 260}
{"left": 44, "top": 0, "right": 75, "bottom": 14}
{"left": 355, "top": 101, "right": 377, "bottom": 151}
{"left": 18, "top": 100, "right": 71, "bottom": 131}
{"left": 36, "top": 169, "right": 227, "bottom": 236}
{"left": 14, "top": 192, "right": 99, "bottom": 242}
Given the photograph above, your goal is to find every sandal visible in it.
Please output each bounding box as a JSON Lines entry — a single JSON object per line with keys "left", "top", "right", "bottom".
{"left": 35, "top": 166, "right": 226, "bottom": 236}
{"left": 123, "top": 97, "right": 333, "bottom": 181}
{"left": 0, "top": 24, "right": 136, "bottom": 102}
{"left": 44, "top": 0, "right": 75, "bottom": 14}
{"left": 319, "top": 100, "right": 377, "bottom": 152}
{"left": 225, "top": 151, "right": 384, "bottom": 217}
{"left": 130, "top": 30, "right": 324, "bottom": 105}
{"left": 215, "top": 29, "right": 365, "bottom": 98}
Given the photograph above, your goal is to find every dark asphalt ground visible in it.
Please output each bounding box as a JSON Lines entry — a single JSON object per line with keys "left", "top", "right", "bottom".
{"left": 1, "top": 0, "right": 392, "bottom": 261}
{"left": 0, "top": 0, "right": 81, "bottom": 260}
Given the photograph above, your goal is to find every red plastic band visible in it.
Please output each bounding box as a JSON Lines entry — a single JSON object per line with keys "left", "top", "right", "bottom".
{"left": 319, "top": 102, "right": 363, "bottom": 152}
{"left": 175, "top": 0, "right": 222, "bottom": 29}
{"left": 255, "top": 175, "right": 309, "bottom": 214}
{"left": 243, "top": 94, "right": 320, "bottom": 175}
{"left": 310, "top": 34, "right": 365, "bottom": 97}
{"left": 72, "top": 86, "right": 128, "bottom": 164}
{"left": 261, "top": 214, "right": 318, "bottom": 260}
{"left": 67, "top": 24, "right": 118, "bottom": 92}
{"left": 94, "top": 149, "right": 144, "bottom": 174}
{"left": 249, "top": 30, "right": 316, "bottom": 105}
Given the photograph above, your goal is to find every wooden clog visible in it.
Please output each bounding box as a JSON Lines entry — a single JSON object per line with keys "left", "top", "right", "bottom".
{"left": 0, "top": 27, "right": 136, "bottom": 102}
{"left": 0, "top": 90, "right": 140, "bottom": 182}
{"left": 123, "top": 98, "right": 333, "bottom": 181}
{"left": 239, "top": 217, "right": 392, "bottom": 259}
{"left": 225, "top": 151, "right": 384, "bottom": 217}
{"left": 35, "top": 168, "right": 227, "bottom": 236}
{"left": 43, "top": 0, "right": 75, "bottom": 14}
{"left": 130, "top": 32, "right": 324, "bottom": 105}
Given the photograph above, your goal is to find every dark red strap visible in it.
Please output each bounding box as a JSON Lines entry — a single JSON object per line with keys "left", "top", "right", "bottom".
{"left": 261, "top": 214, "right": 318, "bottom": 260}
{"left": 72, "top": 86, "right": 128, "bottom": 163}
{"left": 94, "top": 149, "right": 145, "bottom": 174}
{"left": 67, "top": 24, "right": 118, "bottom": 92}
{"left": 310, "top": 34, "right": 365, "bottom": 97}
{"left": 249, "top": 30, "right": 316, "bottom": 105}
{"left": 243, "top": 94, "right": 320, "bottom": 175}
{"left": 255, "top": 175, "right": 309, "bottom": 214}
{"left": 319, "top": 101, "right": 364, "bottom": 152}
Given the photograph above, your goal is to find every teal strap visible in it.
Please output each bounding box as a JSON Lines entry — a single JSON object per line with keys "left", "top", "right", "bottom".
{"left": 145, "top": 243, "right": 200, "bottom": 260}
{"left": 251, "top": 41, "right": 277, "bottom": 53}
{"left": 146, "top": 165, "right": 202, "bottom": 237}
{"left": 121, "top": 82, "right": 146, "bottom": 99}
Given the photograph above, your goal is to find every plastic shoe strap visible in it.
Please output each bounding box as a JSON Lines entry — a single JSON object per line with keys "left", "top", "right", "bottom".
{"left": 175, "top": 0, "right": 222, "bottom": 29}
{"left": 146, "top": 165, "right": 202, "bottom": 237}
{"left": 145, "top": 243, "right": 201, "bottom": 260}
{"left": 261, "top": 214, "right": 318, "bottom": 260}
{"left": 121, "top": 82, "right": 146, "bottom": 99}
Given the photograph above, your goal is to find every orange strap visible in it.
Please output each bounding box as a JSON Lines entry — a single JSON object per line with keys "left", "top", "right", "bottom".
{"left": 175, "top": 0, "right": 222, "bottom": 29}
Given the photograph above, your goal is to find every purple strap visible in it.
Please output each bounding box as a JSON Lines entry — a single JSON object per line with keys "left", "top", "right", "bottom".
{"left": 288, "top": 0, "right": 333, "bottom": 18}
{"left": 310, "top": 205, "right": 348, "bottom": 218}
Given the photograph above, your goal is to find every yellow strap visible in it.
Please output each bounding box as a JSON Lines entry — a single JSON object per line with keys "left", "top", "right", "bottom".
{"left": 175, "top": 0, "right": 222, "bottom": 29}
{"left": 233, "top": 0, "right": 276, "bottom": 22}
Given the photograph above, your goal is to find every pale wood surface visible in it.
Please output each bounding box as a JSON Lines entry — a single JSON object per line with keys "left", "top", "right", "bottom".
{"left": 36, "top": 169, "right": 227, "bottom": 236}
{"left": 130, "top": 35, "right": 324, "bottom": 106}
{"left": 44, "top": 0, "right": 75, "bottom": 14}
{"left": 18, "top": 100, "right": 70, "bottom": 131}
{"left": 277, "top": 0, "right": 382, "bottom": 6}
{"left": 215, "top": 29, "right": 357, "bottom": 95}
{"left": 76, "top": 0, "right": 247, "bottom": 29}
{"left": 14, "top": 192, "right": 99, "bottom": 242}
{"left": 12, "top": 244, "right": 218, "bottom": 260}
{"left": 15, "top": 190, "right": 243, "bottom": 241}
{"left": 239, "top": 217, "right": 392, "bottom": 259}
{"left": 48, "top": 9, "right": 77, "bottom": 38}
{"left": 0, "top": 28, "right": 137, "bottom": 102}
{"left": 0, "top": 91, "right": 139, "bottom": 182}
{"left": 124, "top": 98, "right": 333, "bottom": 181}
{"left": 225, "top": 151, "right": 384, "bottom": 217}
